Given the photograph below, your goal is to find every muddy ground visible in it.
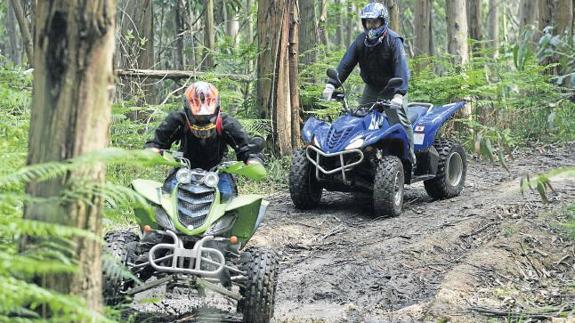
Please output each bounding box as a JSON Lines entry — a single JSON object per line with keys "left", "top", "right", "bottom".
{"left": 130, "top": 142, "right": 575, "bottom": 322}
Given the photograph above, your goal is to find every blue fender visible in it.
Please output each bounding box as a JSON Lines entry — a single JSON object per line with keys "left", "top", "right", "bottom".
{"left": 363, "top": 124, "right": 411, "bottom": 161}
{"left": 302, "top": 117, "right": 328, "bottom": 144}
{"left": 413, "top": 101, "right": 465, "bottom": 150}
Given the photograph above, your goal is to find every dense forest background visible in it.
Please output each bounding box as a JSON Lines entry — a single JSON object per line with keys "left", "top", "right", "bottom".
{"left": 0, "top": 0, "right": 574, "bottom": 321}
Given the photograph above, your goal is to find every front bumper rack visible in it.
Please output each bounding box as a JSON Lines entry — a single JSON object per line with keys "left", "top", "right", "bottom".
{"left": 305, "top": 145, "right": 364, "bottom": 184}
{"left": 148, "top": 230, "right": 241, "bottom": 278}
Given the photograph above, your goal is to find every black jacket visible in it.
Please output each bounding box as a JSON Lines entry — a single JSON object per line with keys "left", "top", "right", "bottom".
{"left": 330, "top": 29, "right": 410, "bottom": 95}
{"left": 144, "top": 111, "right": 253, "bottom": 170}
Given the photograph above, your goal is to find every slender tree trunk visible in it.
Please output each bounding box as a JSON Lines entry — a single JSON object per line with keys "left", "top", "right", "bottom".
{"left": 345, "top": 1, "right": 354, "bottom": 46}
{"left": 24, "top": 0, "right": 116, "bottom": 313}
{"left": 257, "top": 0, "right": 292, "bottom": 154}
{"left": 289, "top": 0, "right": 301, "bottom": 148}
{"left": 9, "top": 0, "right": 34, "bottom": 66}
{"left": 555, "top": 0, "right": 573, "bottom": 36}
{"left": 384, "top": 0, "right": 400, "bottom": 32}
{"left": 6, "top": 0, "right": 21, "bottom": 65}
{"left": 446, "top": 0, "right": 469, "bottom": 65}
{"left": 246, "top": 0, "right": 254, "bottom": 44}
{"left": 335, "top": 0, "right": 343, "bottom": 48}
{"left": 318, "top": 0, "right": 329, "bottom": 48}
{"left": 175, "top": 0, "right": 185, "bottom": 70}
{"left": 120, "top": 0, "right": 155, "bottom": 103}
{"left": 539, "top": 0, "right": 554, "bottom": 32}
{"left": 298, "top": 0, "right": 318, "bottom": 66}
{"left": 467, "top": 0, "right": 482, "bottom": 54}
{"left": 487, "top": 0, "right": 500, "bottom": 55}
{"left": 446, "top": 0, "right": 470, "bottom": 121}
{"left": 414, "top": 0, "right": 432, "bottom": 56}
{"left": 519, "top": 0, "right": 538, "bottom": 33}
{"left": 204, "top": 0, "right": 215, "bottom": 69}
{"left": 225, "top": 4, "right": 240, "bottom": 46}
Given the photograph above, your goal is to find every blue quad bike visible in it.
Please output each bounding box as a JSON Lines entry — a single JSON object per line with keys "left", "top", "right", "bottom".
{"left": 289, "top": 69, "right": 467, "bottom": 217}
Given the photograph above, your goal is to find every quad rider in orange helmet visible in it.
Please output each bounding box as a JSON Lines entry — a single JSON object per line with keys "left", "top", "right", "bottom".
{"left": 145, "top": 81, "right": 263, "bottom": 199}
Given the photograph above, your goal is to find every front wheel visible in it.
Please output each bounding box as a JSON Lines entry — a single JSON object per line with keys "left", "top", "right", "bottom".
{"left": 373, "top": 155, "right": 405, "bottom": 217}
{"left": 289, "top": 149, "right": 322, "bottom": 209}
{"left": 238, "top": 248, "right": 279, "bottom": 323}
{"left": 102, "top": 230, "right": 139, "bottom": 306}
{"left": 424, "top": 139, "right": 467, "bottom": 199}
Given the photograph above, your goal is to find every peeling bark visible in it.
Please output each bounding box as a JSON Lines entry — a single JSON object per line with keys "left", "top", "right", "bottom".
{"left": 24, "top": 0, "right": 116, "bottom": 313}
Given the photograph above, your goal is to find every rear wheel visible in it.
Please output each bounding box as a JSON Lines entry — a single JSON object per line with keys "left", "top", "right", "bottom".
{"left": 373, "top": 156, "right": 405, "bottom": 217}
{"left": 238, "top": 248, "right": 279, "bottom": 323}
{"left": 289, "top": 149, "right": 322, "bottom": 209}
{"left": 424, "top": 139, "right": 467, "bottom": 199}
{"left": 103, "top": 230, "right": 139, "bottom": 306}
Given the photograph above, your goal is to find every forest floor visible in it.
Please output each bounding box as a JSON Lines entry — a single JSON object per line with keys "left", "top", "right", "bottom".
{"left": 130, "top": 142, "right": 575, "bottom": 322}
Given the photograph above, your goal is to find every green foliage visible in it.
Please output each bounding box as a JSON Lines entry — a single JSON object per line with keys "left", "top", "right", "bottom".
{"left": 520, "top": 167, "right": 575, "bottom": 203}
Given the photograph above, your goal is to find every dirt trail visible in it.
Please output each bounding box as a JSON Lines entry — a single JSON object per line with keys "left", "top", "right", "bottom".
{"left": 250, "top": 142, "right": 575, "bottom": 322}
{"left": 131, "top": 143, "right": 575, "bottom": 322}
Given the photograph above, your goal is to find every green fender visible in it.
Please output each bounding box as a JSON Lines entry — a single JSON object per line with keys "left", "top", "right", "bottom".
{"left": 132, "top": 179, "right": 163, "bottom": 205}
{"left": 225, "top": 194, "right": 263, "bottom": 212}
{"left": 132, "top": 179, "right": 166, "bottom": 228}
{"left": 226, "top": 194, "right": 266, "bottom": 243}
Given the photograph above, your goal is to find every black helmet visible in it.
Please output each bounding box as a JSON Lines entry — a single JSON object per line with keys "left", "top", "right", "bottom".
{"left": 360, "top": 3, "right": 389, "bottom": 46}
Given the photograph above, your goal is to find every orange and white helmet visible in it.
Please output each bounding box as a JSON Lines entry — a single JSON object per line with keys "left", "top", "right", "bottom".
{"left": 183, "top": 81, "right": 221, "bottom": 138}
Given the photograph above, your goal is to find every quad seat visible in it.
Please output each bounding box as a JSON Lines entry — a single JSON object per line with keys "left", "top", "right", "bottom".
{"left": 406, "top": 102, "right": 433, "bottom": 124}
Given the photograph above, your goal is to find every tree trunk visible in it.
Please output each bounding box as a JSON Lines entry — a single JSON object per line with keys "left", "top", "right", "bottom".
{"left": 519, "top": 0, "right": 538, "bottom": 32}
{"left": 140, "top": 1, "right": 154, "bottom": 70}
{"left": 119, "top": 0, "right": 155, "bottom": 103}
{"left": 446, "top": 0, "right": 470, "bottom": 121}
{"left": 414, "top": 0, "right": 432, "bottom": 56}
{"left": 446, "top": 0, "right": 469, "bottom": 65}
{"left": 538, "top": 0, "right": 554, "bottom": 32}
{"left": 384, "top": 0, "right": 400, "bottom": 32}
{"left": 487, "top": 0, "right": 500, "bottom": 54}
{"left": 345, "top": 1, "right": 354, "bottom": 46}
{"left": 9, "top": 0, "right": 34, "bottom": 66}
{"left": 289, "top": 0, "right": 301, "bottom": 148}
{"left": 467, "top": 0, "right": 482, "bottom": 54}
{"left": 175, "top": 0, "right": 185, "bottom": 70}
{"left": 24, "top": 0, "right": 116, "bottom": 313}
{"left": 257, "top": 0, "right": 293, "bottom": 155}
{"left": 6, "top": 0, "right": 21, "bottom": 65}
{"left": 318, "top": 0, "right": 329, "bottom": 48}
{"left": 225, "top": 5, "right": 240, "bottom": 46}
{"left": 555, "top": 0, "right": 573, "bottom": 36}
{"left": 204, "top": 0, "right": 215, "bottom": 69}
{"left": 246, "top": 0, "right": 254, "bottom": 44}
{"left": 298, "top": 0, "right": 318, "bottom": 66}
{"left": 335, "top": 0, "right": 343, "bottom": 48}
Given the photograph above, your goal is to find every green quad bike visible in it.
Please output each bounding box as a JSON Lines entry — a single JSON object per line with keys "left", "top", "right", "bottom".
{"left": 103, "top": 148, "right": 278, "bottom": 323}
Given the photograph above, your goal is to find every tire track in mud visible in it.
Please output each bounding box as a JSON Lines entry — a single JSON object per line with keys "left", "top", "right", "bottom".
{"left": 250, "top": 142, "right": 575, "bottom": 322}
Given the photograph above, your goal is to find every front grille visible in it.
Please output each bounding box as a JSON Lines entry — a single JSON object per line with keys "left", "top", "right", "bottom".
{"left": 177, "top": 184, "right": 215, "bottom": 229}
{"left": 327, "top": 127, "right": 353, "bottom": 150}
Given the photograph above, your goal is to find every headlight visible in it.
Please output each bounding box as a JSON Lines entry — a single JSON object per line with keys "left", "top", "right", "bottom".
{"left": 203, "top": 172, "right": 219, "bottom": 188}
{"left": 313, "top": 136, "right": 320, "bottom": 147}
{"left": 345, "top": 138, "right": 364, "bottom": 150}
{"left": 175, "top": 168, "right": 192, "bottom": 184}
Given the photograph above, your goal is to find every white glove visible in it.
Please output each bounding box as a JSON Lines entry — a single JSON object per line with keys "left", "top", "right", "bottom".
{"left": 391, "top": 94, "right": 404, "bottom": 107}
{"left": 322, "top": 83, "right": 335, "bottom": 100}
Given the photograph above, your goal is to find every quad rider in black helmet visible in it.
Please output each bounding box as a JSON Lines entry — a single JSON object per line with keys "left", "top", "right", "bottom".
{"left": 322, "top": 2, "right": 415, "bottom": 165}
